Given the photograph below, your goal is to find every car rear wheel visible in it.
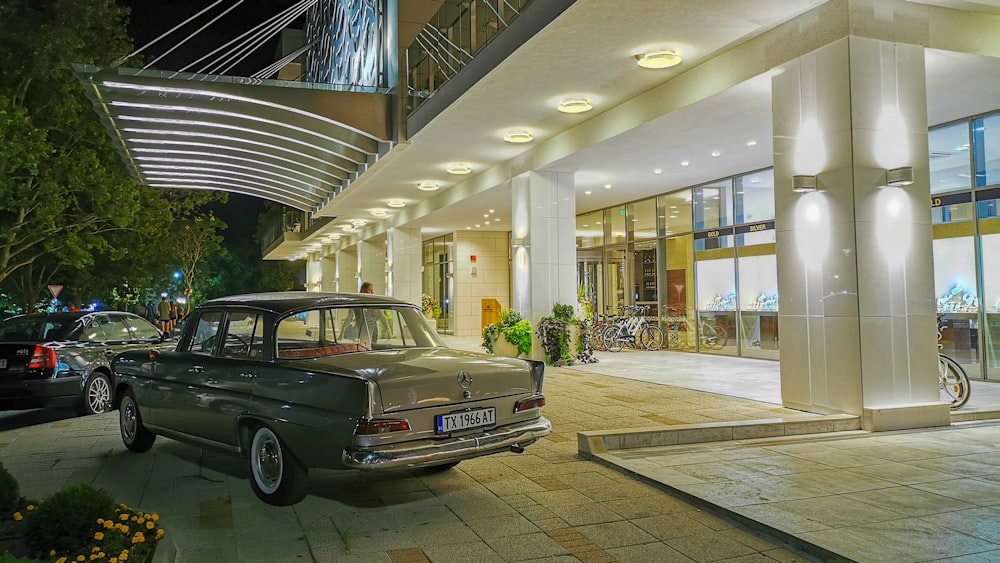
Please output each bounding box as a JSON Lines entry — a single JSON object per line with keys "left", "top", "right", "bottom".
{"left": 119, "top": 390, "right": 156, "bottom": 453}
{"left": 249, "top": 425, "right": 308, "bottom": 506}
{"left": 80, "top": 373, "right": 112, "bottom": 415}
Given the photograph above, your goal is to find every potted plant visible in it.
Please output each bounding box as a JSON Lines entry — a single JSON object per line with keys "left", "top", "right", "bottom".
{"left": 482, "top": 310, "right": 532, "bottom": 358}
{"left": 421, "top": 294, "right": 440, "bottom": 331}
{"left": 536, "top": 302, "right": 598, "bottom": 366}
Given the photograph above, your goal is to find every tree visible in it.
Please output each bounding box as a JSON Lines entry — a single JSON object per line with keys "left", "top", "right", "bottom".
{"left": 0, "top": 0, "right": 140, "bottom": 286}
{"left": 168, "top": 214, "right": 228, "bottom": 312}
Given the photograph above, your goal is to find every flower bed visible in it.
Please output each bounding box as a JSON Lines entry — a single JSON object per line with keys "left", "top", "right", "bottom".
{"left": 0, "top": 463, "right": 165, "bottom": 563}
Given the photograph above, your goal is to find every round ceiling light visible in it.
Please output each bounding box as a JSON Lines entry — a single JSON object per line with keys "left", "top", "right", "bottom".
{"left": 557, "top": 98, "right": 592, "bottom": 114}
{"left": 416, "top": 181, "right": 439, "bottom": 191}
{"left": 350, "top": 219, "right": 368, "bottom": 226}
{"left": 387, "top": 199, "right": 406, "bottom": 208}
{"left": 340, "top": 225, "right": 355, "bottom": 232}
{"left": 635, "top": 49, "right": 682, "bottom": 69}
{"left": 503, "top": 129, "right": 534, "bottom": 143}
{"left": 446, "top": 163, "right": 472, "bottom": 175}
{"left": 370, "top": 209, "right": 388, "bottom": 217}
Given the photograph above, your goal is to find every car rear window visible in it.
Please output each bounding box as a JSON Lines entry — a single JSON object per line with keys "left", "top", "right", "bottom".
{"left": 0, "top": 317, "right": 75, "bottom": 342}
{"left": 276, "top": 305, "right": 440, "bottom": 359}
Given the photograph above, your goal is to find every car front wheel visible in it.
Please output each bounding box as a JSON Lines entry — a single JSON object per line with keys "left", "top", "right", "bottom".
{"left": 249, "top": 425, "right": 308, "bottom": 506}
{"left": 119, "top": 390, "right": 155, "bottom": 453}
{"left": 80, "top": 373, "right": 112, "bottom": 415}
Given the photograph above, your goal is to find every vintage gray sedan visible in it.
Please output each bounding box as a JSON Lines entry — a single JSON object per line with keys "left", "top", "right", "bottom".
{"left": 112, "top": 292, "right": 551, "bottom": 505}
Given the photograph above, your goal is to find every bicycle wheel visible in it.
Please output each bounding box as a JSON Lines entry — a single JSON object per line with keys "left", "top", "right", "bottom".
{"left": 604, "top": 325, "right": 624, "bottom": 352}
{"left": 939, "top": 354, "right": 971, "bottom": 409}
{"left": 700, "top": 321, "right": 721, "bottom": 351}
{"left": 711, "top": 322, "right": 728, "bottom": 349}
{"left": 590, "top": 325, "right": 606, "bottom": 351}
{"left": 640, "top": 325, "right": 663, "bottom": 351}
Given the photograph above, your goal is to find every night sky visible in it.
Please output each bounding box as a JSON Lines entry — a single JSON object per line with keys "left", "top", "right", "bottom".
{"left": 122, "top": 0, "right": 306, "bottom": 245}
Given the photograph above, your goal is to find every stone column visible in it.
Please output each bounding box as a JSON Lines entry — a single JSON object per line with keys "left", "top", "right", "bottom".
{"left": 320, "top": 253, "right": 337, "bottom": 292}
{"left": 511, "top": 171, "right": 577, "bottom": 343}
{"left": 305, "top": 257, "right": 323, "bottom": 293}
{"left": 337, "top": 247, "right": 358, "bottom": 292}
{"left": 386, "top": 227, "right": 422, "bottom": 306}
{"left": 358, "top": 237, "right": 385, "bottom": 294}
{"left": 773, "top": 36, "right": 947, "bottom": 430}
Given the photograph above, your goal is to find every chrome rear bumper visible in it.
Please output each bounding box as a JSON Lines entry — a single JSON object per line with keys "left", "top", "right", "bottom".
{"left": 342, "top": 416, "right": 552, "bottom": 470}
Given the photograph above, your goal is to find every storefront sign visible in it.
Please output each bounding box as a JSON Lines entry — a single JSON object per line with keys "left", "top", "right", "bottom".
{"left": 693, "top": 227, "right": 734, "bottom": 240}
{"left": 735, "top": 221, "right": 775, "bottom": 235}
{"left": 931, "top": 193, "right": 972, "bottom": 207}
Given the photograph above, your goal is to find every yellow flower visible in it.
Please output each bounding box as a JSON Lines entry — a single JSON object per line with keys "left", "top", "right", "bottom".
{"left": 151, "top": 514, "right": 159, "bottom": 521}
{"left": 121, "top": 525, "right": 129, "bottom": 534}
{"left": 98, "top": 553, "right": 105, "bottom": 559}
{"left": 104, "top": 520, "right": 114, "bottom": 529}
{"left": 130, "top": 515, "right": 137, "bottom": 522}
{"left": 110, "top": 559, "right": 117, "bottom": 563}
{"left": 119, "top": 514, "right": 129, "bottom": 521}
{"left": 90, "top": 555, "right": 98, "bottom": 561}
{"left": 50, "top": 550, "right": 57, "bottom": 556}
{"left": 77, "top": 556, "right": 86, "bottom": 562}
{"left": 136, "top": 517, "right": 145, "bottom": 524}
{"left": 26, "top": 505, "right": 35, "bottom": 511}
{"left": 97, "top": 518, "right": 105, "bottom": 525}
{"left": 12, "top": 512, "right": 22, "bottom": 521}
{"left": 94, "top": 532, "right": 105, "bottom": 541}
{"left": 156, "top": 529, "right": 164, "bottom": 539}
{"left": 57, "top": 558, "right": 67, "bottom": 563}
{"left": 93, "top": 547, "right": 100, "bottom": 553}
{"left": 119, "top": 503, "right": 128, "bottom": 509}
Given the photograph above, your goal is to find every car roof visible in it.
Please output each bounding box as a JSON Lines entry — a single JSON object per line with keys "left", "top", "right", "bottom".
{"left": 2, "top": 311, "right": 140, "bottom": 323}
{"left": 199, "top": 292, "right": 416, "bottom": 316}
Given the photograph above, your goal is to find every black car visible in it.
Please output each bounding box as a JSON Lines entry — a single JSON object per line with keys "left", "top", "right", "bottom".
{"left": 0, "top": 311, "right": 172, "bottom": 415}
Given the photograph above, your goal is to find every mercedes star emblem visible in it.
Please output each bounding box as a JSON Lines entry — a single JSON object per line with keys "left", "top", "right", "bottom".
{"left": 457, "top": 370, "right": 472, "bottom": 388}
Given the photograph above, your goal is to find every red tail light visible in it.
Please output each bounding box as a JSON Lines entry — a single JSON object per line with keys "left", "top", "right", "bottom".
{"left": 514, "top": 395, "right": 546, "bottom": 413}
{"left": 28, "top": 345, "right": 58, "bottom": 370}
{"left": 356, "top": 418, "right": 411, "bottom": 435}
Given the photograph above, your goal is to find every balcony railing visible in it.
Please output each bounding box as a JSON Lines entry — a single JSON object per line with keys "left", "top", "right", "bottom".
{"left": 405, "top": 0, "right": 534, "bottom": 115}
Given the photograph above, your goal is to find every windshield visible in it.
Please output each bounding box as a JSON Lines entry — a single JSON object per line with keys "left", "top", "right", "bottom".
{"left": 0, "top": 316, "right": 77, "bottom": 342}
{"left": 276, "top": 305, "right": 442, "bottom": 359}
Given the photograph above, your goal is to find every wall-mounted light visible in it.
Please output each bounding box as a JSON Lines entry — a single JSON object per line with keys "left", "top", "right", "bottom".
{"left": 884, "top": 166, "right": 914, "bottom": 187}
{"left": 635, "top": 49, "right": 682, "bottom": 69}
{"left": 503, "top": 130, "right": 533, "bottom": 144}
{"left": 792, "top": 175, "right": 818, "bottom": 193}
{"left": 511, "top": 238, "right": 529, "bottom": 247}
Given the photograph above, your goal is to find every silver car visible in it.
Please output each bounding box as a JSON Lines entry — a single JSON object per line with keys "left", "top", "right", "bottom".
{"left": 112, "top": 292, "right": 551, "bottom": 505}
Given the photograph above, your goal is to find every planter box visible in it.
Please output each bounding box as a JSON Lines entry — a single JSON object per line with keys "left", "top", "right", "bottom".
{"left": 493, "top": 334, "right": 522, "bottom": 358}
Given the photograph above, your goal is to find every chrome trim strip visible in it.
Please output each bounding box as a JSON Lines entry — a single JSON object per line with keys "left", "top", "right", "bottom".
{"left": 342, "top": 416, "right": 551, "bottom": 470}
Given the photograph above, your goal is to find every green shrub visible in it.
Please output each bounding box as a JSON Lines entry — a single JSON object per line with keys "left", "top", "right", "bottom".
{"left": 24, "top": 483, "right": 115, "bottom": 554}
{"left": 0, "top": 463, "right": 19, "bottom": 516}
{"left": 482, "top": 309, "right": 532, "bottom": 357}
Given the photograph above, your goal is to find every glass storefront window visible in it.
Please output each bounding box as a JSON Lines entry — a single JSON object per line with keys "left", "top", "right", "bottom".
{"left": 735, "top": 170, "right": 776, "bottom": 246}
{"left": 633, "top": 241, "right": 657, "bottom": 315}
{"left": 738, "top": 253, "right": 778, "bottom": 360}
{"left": 983, "top": 228, "right": 1000, "bottom": 380}
{"left": 577, "top": 250, "right": 604, "bottom": 321}
{"left": 695, "top": 256, "right": 737, "bottom": 355}
{"left": 933, "top": 236, "right": 979, "bottom": 370}
{"left": 973, "top": 114, "right": 1000, "bottom": 188}
{"left": 694, "top": 181, "right": 734, "bottom": 251}
{"left": 660, "top": 189, "right": 692, "bottom": 236}
{"left": 607, "top": 206, "right": 627, "bottom": 245}
{"left": 576, "top": 210, "right": 604, "bottom": 248}
{"left": 422, "top": 234, "right": 454, "bottom": 333}
{"left": 929, "top": 122, "right": 972, "bottom": 194}
{"left": 629, "top": 198, "right": 657, "bottom": 241}
{"left": 605, "top": 247, "right": 626, "bottom": 315}
{"left": 661, "top": 235, "right": 695, "bottom": 350}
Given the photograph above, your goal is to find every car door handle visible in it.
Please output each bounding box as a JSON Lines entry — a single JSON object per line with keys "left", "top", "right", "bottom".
{"left": 188, "top": 365, "right": 204, "bottom": 373}
{"left": 104, "top": 349, "right": 114, "bottom": 357}
{"left": 240, "top": 373, "right": 256, "bottom": 379}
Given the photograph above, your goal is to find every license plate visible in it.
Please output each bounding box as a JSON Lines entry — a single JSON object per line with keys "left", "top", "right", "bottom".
{"left": 436, "top": 407, "right": 496, "bottom": 434}
{"left": 0, "top": 359, "right": 6, "bottom": 369}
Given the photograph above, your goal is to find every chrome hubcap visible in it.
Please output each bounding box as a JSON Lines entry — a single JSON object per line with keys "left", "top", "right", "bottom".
{"left": 253, "top": 430, "right": 282, "bottom": 493}
{"left": 121, "top": 399, "right": 136, "bottom": 440}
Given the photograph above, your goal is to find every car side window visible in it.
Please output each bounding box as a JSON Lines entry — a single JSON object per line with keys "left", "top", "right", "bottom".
{"left": 97, "top": 316, "right": 133, "bottom": 342}
{"left": 123, "top": 316, "right": 161, "bottom": 341}
{"left": 220, "top": 312, "right": 261, "bottom": 359}
{"left": 184, "top": 312, "right": 223, "bottom": 355}
{"left": 79, "top": 319, "right": 110, "bottom": 342}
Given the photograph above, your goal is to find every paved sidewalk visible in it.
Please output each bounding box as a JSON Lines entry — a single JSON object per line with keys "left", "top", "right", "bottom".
{"left": 0, "top": 353, "right": 822, "bottom": 562}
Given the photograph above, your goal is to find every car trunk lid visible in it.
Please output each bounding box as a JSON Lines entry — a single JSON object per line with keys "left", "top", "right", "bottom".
{"left": 305, "top": 348, "right": 533, "bottom": 414}
{"left": 0, "top": 342, "right": 45, "bottom": 379}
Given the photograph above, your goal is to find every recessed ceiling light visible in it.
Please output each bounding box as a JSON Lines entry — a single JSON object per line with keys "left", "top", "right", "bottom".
{"left": 557, "top": 98, "right": 593, "bottom": 114}
{"left": 387, "top": 199, "right": 406, "bottom": 207}
{"left": 746, "top": 140, "right": 758, "bottom": 147}
{"left": 669, "top": 205, "right": 677, "bottom": 209}
{"left": 503, "top": 129, "right": 533, "bottom": 143}
{"left": 635, "top": 49, "right": 682, "bottom": 69}
{"left": 485, "top": 221, "right": 491, "bottom": 225}
{"left": 483, "top": 214, "right": 489, "bottom": 218}
{"left": 466, "top": 226, "right": 471, "bottom": 230}
{"left": 488, "top": 209, "right": 495, "bottom": 213}
{"left": 350, "top": 219, "right": 368, "bottom": 226}
{"left": 370, "top": 209, "right": 388, "bottom": 217}
{"left": 681, "top": 160, "right": 689, "bottom": 166}
{"left": 596, "top": 221, "right": 602, "bottom": 225}
{"left": 446, "top": 163, "right": 472, "bottom": 175}
{"left": 417, "top": 181, "right": 439, "bottom": 191}
{"left": 584, "top": 190, "right": 592, "bottom": 195}
{"left": 494, "top": 217, "right": 500, "bottom": 221}
{"left": 330, "top": 234, "right": 341, "bottom": 239}
{"left": 604, "top": 184, "right": 612, "bottom": 189}
{"left": 711, "top": 150, "right": 721, "bottom": 157}
{"left": 475, "top": 224, "right": 481, "bottom": 228}
{"left": 653, "top": 168, "right": 662, "bottom": 174}
{"left": 340, "top": 225, "right": 355, "bottom": 232}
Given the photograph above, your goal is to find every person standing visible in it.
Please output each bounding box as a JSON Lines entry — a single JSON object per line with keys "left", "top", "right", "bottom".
{"left": 156, "top": 296, "right": 171, "bottom": 332}
{"left": 360, "top": 281, "right": 374, "bottom": 294}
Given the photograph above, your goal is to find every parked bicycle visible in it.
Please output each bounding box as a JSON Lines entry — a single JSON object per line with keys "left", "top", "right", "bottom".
{"left": 602, "top": 305, "right": 663, "bottom": 352}
{"left": 937, "top": 315, "right": 970, "bottom": 409}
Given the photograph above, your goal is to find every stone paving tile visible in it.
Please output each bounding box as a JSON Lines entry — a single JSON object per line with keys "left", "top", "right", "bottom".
{"left": 605, "top": 541, "right": 696, "bottom": 562}
{"left": 920, "top": 507, "right": 1000, "bottom": 544}
{"left": 484, "top": 531, "right": 569, "bottom": 561}
{"left": 799, "top": 517, "right": 998, "bottom": 562}
{"left": 574, "top": 520, "right": 658, "bottom": 550}
{"left": 664, "top": 532, "right": 761, "bottom": 562}
{"left": 843, "top": 485, "right": 977, "bottom": 517}
{"left": 421, "top": 541, "right": 506, "bottom": 563}
{"left": 630, "top": 513, "right": 718, "bottom": 540}
{"left": 910, "top": 477, "right": 1000, "bottom": 507}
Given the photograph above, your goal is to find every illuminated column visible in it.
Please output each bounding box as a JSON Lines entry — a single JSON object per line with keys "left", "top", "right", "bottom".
{"left": 320, "top": 254, "right": 337, "bottom": 292}
{"left": 773, "top": 37, "right": 944, "bottom": 430}
{"left": 305, "top": 257, "right": 323, "bottom": 292}
{"left": 358, "top": 238, "right": 385, "bottom": 293}
{"left": 386, "top": 227, "right": 421, "bottom": 306}
{"left": 336, "top": 246, "right": 357, "bottom": 292}
{"left": 511, "top": 171, "right": 577, "bottom": 352}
